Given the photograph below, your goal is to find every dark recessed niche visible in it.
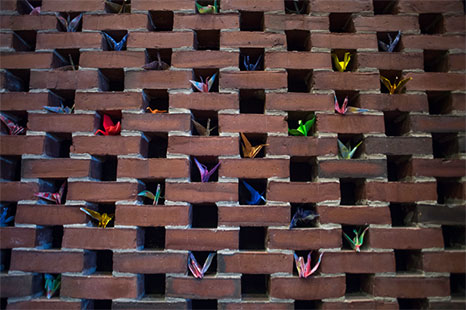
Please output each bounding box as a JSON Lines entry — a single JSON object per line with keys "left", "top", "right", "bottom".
{"left": 287, "top": 70, "right": 312, "bottom": 92}
{"left": 373, "top": 0, "right": 398, "bottom": 14}
{"left": 287, "top": 111, "right": 315, "bottom": 136}
{"left": 191, "top": 251, "right": 217, "bottom": 276}
{"left": 292, "top": 250, "right": 322, "bottom": 276}
{"left": 0, "top": 203, "right": 16, "bottom": 227}
{"left": 384, "top": 111, "right": 410, "bottom": 136}
{"left": 94, "top": 111, "right": 122, "bottom": 135}
{"left": 290, "top": 157, "right": 317, "bottom": 182}
{"left": 142, "top": 227, "right": 165, "bottom": 250}
{"left": 432, "top": 133, "right": 459, "bottom": 159}
{"left": 3, "top": 69, "right": 30, "bottom": 92}
{"left": 239, "top": 133, "right": 267, "bottom": 158}
{"left": 240, "top": 48, "right": 264, "bottom": 71}
{"left": 140, "top": 132, "right": 168, "bottom": 158}
{"left": 397, "top": 298, "right": 428, "bottom": 309}
{"left": 190, "top": 156, "right": 219, "bottom": 182}
{"left": 239, "top": 227, "right": 266, "bottom": 250}
{"left": 90, "top": 156, "right": 118, "bottom": 181}
{"left": 52, "top": 49, "right": 80, "bottom": 70}
{"left": 95, "top": 250, "right": 113, "bottom": 273}
{"left": 442, "top": 226, "right": 466, "bottom": 249}
{"left": 239, "top": 179, "right": 267, "bottom": 205}
{"left": 337, "top": 134, "right": 364, "bottom": 159}
{"left": 451, "top": 274, "right": 466, "bottom": 298}
{"left": 285, "top": 30, "right": 311, "bottom": 51}
{"left": 241, "top": 274, "right": 269, "bottom": 298}
{"left": 190, "top": 204, "right": 218, "bottom": 228}
{"left": 0, "top": 111, "right": 27, "bottom": 135}
{"left": 436, "top": 177, "right": 463, "bottom": 205}
{"left": 295, "top": 300, "right": 323, "bottom": 309}
{"left": 284, "top": 0, "right": 309, "bottom": 14}
{"left": 290, "top": 204, "right": 319, "bottom": 228}
{"left": 92, "top": 300, "right": 113, "bottom": 310}
{"left": 389, "top": 203, "right": 417, "bottom": 227}
{"left": 56, "top": 12, "right": 83, "bottom": 32}
{"left": 194, "top": 30, "right": 220, "bottom": 50}
{"left": 41, "top": 273, "right": 61, "bottom": 298}
{"left": 37, "top": 179, "right": 67, "bottom": 205}
{"left": 331, "top": 49, "right": 357, "bottom": 72}
{"left": 329, "top": 13, "right": 355, "bottom": 33}
{"left": 377, "top": 32, "right": 403, "bottom": 52}
{"left": 101, "top": 30, "right": 128, "bottom": 51}
{"left": 44, "top": 133, "right": 72, "bottom": 158}
{"left": 334, "top": 90, "right": 360, "bottom": 108}
{"left": 191, "top": 109, "right": 219, "bottom": 136}
{"left": 340, "top": 178, "right": 365, "bottom": 205}
{"left": 49, "top": 226, "right": 64, "bottom": 249}
{"left": 379, "top": 70, "right": 405, "bottom": 94}
{"left": 195, "top": 0, "right": 221, "bottom": 12}
{"left": 424, "top": 50, "right": 448, "bottom": 72}
{"left": 144, "top": 49, "right": 172, "bottom": 70}
{"left": 387, "top": 155, "right": 411, "bottom": 182}
{"left": 48, "top": 89, "right": 75, "bottom": 112}
{"left": 16, "top": 0, "right": 42, "bottom": 14}
{"left": 342, "top": 225, "right": 369, "bottom": 251}
{"left": 36, "top": 225, "right": 64, "bottom": 249}
{"left": 144, "top": 274, "right": 165, "bottom": 297}
{"left": 0, "top": 249, "right": 12, "bottom": 272}
{"left": 86, "top": 204, "right": 116, "bottom": 228}
{"left": 190, "top": 299, "right": 218, "bottom": 310}
{"left": 98, "top": 69, "right": 125, "bottom": 91}
{"left": 419, "top": 13, "right": 444, "bottom": 34}
{"left": 239, "top": 89, "right": 265, "bottom": 113}
{"left": 0, "top": 156, "right": 21, "bottom": 181}
{"left": 142, "top": 89, "right": 169, "bottom": 112}
{"left": 105, "top": 0, "right": 131, "bottom": 13}
{"left": 13, "top": 30, "right": 36, "bottom": 52}
{"left": 137, "top": 179, "right": 165, "bottom": 205}
{"left": 345, "top": 274, "right": 372, "bottom": 297}
{"left": 191, "top": 69, "right": 219, "bottom": 92}
{"left": 240, "top": 11, "right": 264, "bottom": 31}
{"left": 395, "top": 250, "right": 422, "bottom": 273}
{"left": 427, "top": 91, "right": 452, "bottom": 115}
{"left": 148, "top": 11, "right": 174, "bottom": 31}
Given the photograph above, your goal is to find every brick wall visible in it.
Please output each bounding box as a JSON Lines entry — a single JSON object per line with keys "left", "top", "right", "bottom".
{"left": 0, "top": 0, "right": 465, "bottom": 309}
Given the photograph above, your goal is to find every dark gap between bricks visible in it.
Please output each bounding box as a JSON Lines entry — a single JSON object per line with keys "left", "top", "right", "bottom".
{"left": 286, "top": 30, "right": 311, "bottom": 51}
{"left": 190, "top": 204, "right": 218, "bottom": 228}
{"left": 427, "top": 91, "right": 452, "bottom": 115}
{"left": 137, "top": 179, "right": 165, "bottom": 205}
{"left": 189, "top": 299, "right": 218, "bottom": 310}
{"left": 44, "top": 133, "right": 72, "bottom": 158}
{"left": 3, "top": 69, "right": 30, "bottom": 92}
{"left": 191, "top": 109, "right": 219, "bottom": 136}
{"left": 239, "top": 227, "right": 266, "bottom": 250}
{"left": 294, "top": 300, "right": 323, "bottom": 309}
{"left": 329, "top": 13, "right": 355, "bottom": 33}
{"left": 395, "top": 250, "right": 423, "bottom": 274}
{"left": 0, "top": 156, "right": 21, "bottom": 181}
{"left": 287, "top": 70, "right": 313, "bottom": 93}
{"left": 432, "top": 133, "right": 459, "bottom": 159}
{"left": 397, "top": 298, "right": 428, "bottom": 309}
{"left": 239, "top": 49, "right": 264, "bottom": 71}
{"left": 51, "top": 49, "right": 80, "bottom": 70}
{"left": 419, "top": 13, "right": 444, "bottom": 34}
{"left": 436, "top": 177, "right": 463, "bottom": 204}
{"left": 345, "top": 274, "right": 373, "bottom": 298}
{"left": 193, "top": 30, "right": 220, "bottom": 50}
{"left": 339, "top": 178, "right": 365, "bottom": 205}
{"left": 239, "top": 89, "right": 265, "bottom": 113}
{"left": 389, "top": 203, "right": 417, "bottom": 227}
{"left": 290, "top": 157, "right": 317, "bottom": 182}
{"left": 442, "top": 226, "right": 466, "bottom": 249}
{"left": 424, "top": 50, "right": 449, "bottom": 72}
{"left": 0, "top": 249, "right": 12, "bottom": 272}
{"left": 383, "top": 111, "right": 410, "bottom": 136}
{"left": 141, "top": 227, "right": 165, "bottom": 250}
{"left": 13, "top": 30, "right": 36, "bottom": 52}
{"left": 240, "top": 11, "right": 264, "bottom": 31}
{"left": 140, "top": 132, "right": 168, "bottom": 158}
{"left": 373, "top": 0, "right": 398, "bottom": 15}
{"left": 143, "top": 274, "right": 165, "bottom": 297}
{"left": 148, "top": 11, "right": 173, "bottom": 31}
{"left": 16, "top": 0, "right": 42, "bottom": 15}
{"left": 241, "top": 274, "right": 269, "bottom": 298}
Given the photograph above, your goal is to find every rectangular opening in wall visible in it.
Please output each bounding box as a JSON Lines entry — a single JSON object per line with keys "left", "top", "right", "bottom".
{"left": 193, "top": 30, "right": 220, "bottom": 50}
{"left": 105, "top": 0, "right": 131, "bottom": 13}
{"left": 0, "top": 249, "right": 11, "bottom": 272}
{"left": 241, "top": 274, "right": 269, "bottom": 298}
{"left": 427, "top": 91, "right": 452, "bottom": 115}
{"left": 340, "top": 178, "right": 365, "bottom": 205}
{"left": 373, "top": 0, "right": 398, "bottom": 14}
{"left": 37, "top": 179, "right": 67, "bottom": 205}
{"left": 56, "top": 12, "right": 83, "bottom": 32}
{"left": 389, "top": 203, "right": 417, "bottom": 227}
{"left": 387, "top": 155, "right": 411, "bottom": 181}
{"left": 90, "top": 156, "right": 118, "bottom": 181}
{"left": 52, "top": 49, "right": 80, "bottom": 71}
{"left": 190, "top": 299, "right": 218, "bottom": 310}
{"left": 83, "top": 203, "right": 115, "bottom": 228}
{"left": 287, "top": 70, "right": 312, "bottom": 93}
{"left": 98, "top": 69, "right": 124, "bottom": 91}
{"left": 287, "top": 111, "right": 315, "bottom": 136}
{"left": 240, "top": 49, "right": 264, "bottom": 71}
{"left": 0, "top": 111, "right": 27, "bottom": 135}
{"left": 142, "top": 89, "right": 169, "bottom": 112}
{"left": 292, "top": 250, "right": 322, "bottom": 276}
{"left": 190, "top": 204, "right": 218, "bottom": 228}
{"left": 342, "top": 226, "right": 369, "bottom": 251}
{"left": 0, "top": 203, "right": 16, "bottom": 227}
{"left": 144, "top": 274, "right": 165, "bottom": 297}
{"left": 4, "top": 70, "right": 29, "bottom": 92}
{"left": 41, "top": 273, "right": 61, "bottom": 298}
{"left": 239, "top": 226, "right": 266, "bottom": 250}
{"left": 94, "top": 111, "right": 122, "bottom": 136}
{"left": 195, "top": 0, "right": 221, "bottom": 13}
{"left": 239, "top": 179, "right": 267, "bottom": 205}
{"left": 13, "top": 30, "right": 36, "bottom": 52}
{"left": 384, "top": 111, "right": 410, "bottom": 136}
{"left": 397, "top": 298, "right": 428, "bottom": 309}
{"left": 334, "top": 90, "right": 360, "bottom": 109}
{"left": 295, "top": 300, "right": 323, "bottom": 309}
{"left": 331, "top": 50, "right": 357, "bottom": 72}
{"left": 290, "top": 204, "right": 319, "bottom": 228}
{"left": 239, "top": 133, "right": 267, "bottom": 158}
{"left": 48, "top": 89, "right": 76, "bottom": 113}
{"left": 16, "top": 0, "right": 42, "bottom": 14}
{"left": 337, "top": 134, "right": 364, "bottom": 159}
{"left": 92, "top": 300, "right": 113, "bottom": 309}
{"left": 95, "top": 250, "right": 113, "bottom": 274}
{"left": 0, "top": 156, "right": 21, "bottom": 181}
{"left": 191, "top": 110, "right": 219, "bottom": 136}
{"left": 345, "top": 274, "right": 372, "bottom": 297}
{"left": 432, "top": 133, "right": 458, "bottom": 159}
{"left": 44, "top": 133, "right": 72, "bottom": 158}
{"left": 148, "top": 11, "right": 174, "bottom": 31}
{"left": 284, "top": 0, "right": 309, "bottom": 14}
{"left": 437, "top": 178, "right": 463, "bottom": 205}
{"left": 377, "top": 31, "right": 403, "bottom": 52}
{"left": 419, "top": 13, "right": 444, "bottom": 34}
{"left": 144, "top": 49, "right": 171, "bottom": 71}
{"left": 424, "top": 50, "right": 448, "bottom": 72}
{"left": 395, "top": 250, "right": 422, "bottom": 274}
{"left": 36, "top": 225, "right": 63, "bottom": 249}
{"left": 285, "top": 30, "right": 311, "bottom": 51}
{"left": 190, "top": 156, "right": 219, "bottom": 183}
{"left": 137, "top": 179, "right": 165, "bottom": 205}
{"left": 101, "top": 30, "right": 128, "bottom": 51}
{"left": 191, "top": 69, "right": 219, "bottom": 92}
{"left": 142, "top": 227, "right": 165, "bottom": 250}
{"left": 380, "top": 70, "right": 407, "bottom": 94}
{"left": 451, "top": 274, "right": 466, "bottom": 298}
{"left": 329, "top": 13, "right": 354, "bottom": 33}
{"left": 50, "top": 226, "right": 64, "bottom": 249}
{"left": 240, "top": 89, "right": 265, "bottom": 113}
{"left": 442, "top": 226, "right": 466, "bottom": 249}
{"left": 140, "top": 132, "right": 168, "bottom": 158}
{"left": 290, "top": 157, "right": 317, "bottom": 182}
{"left": 191, "top": 251, "right": 217, "bottom": 276}
{"left": 240, "top": 11, "right": 264, "bottom": 31}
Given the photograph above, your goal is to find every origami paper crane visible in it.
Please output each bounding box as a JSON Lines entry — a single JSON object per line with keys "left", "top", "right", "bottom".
{"left": 56, "top": 13, "right": 83, "bottom": 32}
{"left": 105, "top": 0, "right": 131, "bottom": 13}
{"left": 53, "top": 52, "right": 77, "bottom": 71}
{"left": 332, "top": 52, "right": 351, "bottom": 72}
{"left": 242, "top": 180, "right": 266, "bottom": 205}
{"left": 334, "top": 95, "right": 368, "bottom": 115}
{"left": 285, "top": 0, "right": 306, "bottom": 13}
{"left": 190, "top": 73, "right": 217, "bottom": 92}
{"left": 380, "top": 75, "right": 412, "bottom": 94}
{"left": 290, "top": 208, "right": 319, "bottom": 229}
{"left": 142, "top": 52, "right": 169, "bottom": 70}
{"left": 0, "top": 208, "right": 14, "bottom": 227}
{"left": 243, "top": 55, "right": 262, "bottom": 71}
{"left": 294, "top": 251, "right": 323, "bottom": 278}
{"left": 188, "top": 252, "right": 216, "bottom": 279}
{"left": 240, "top": 132, "right": 268, "bottom": 159}
{"left": 196, "top": 0, "right": 218, "bottom": 14}
{"left": 95, "top": 114, "right": 121, "bottom": 136}
{"left": 378, "top": 31, "right": 401, "bottom": 52}
{"left": 43, "top": 103, "right": 74, "bottom": 114}
{"left": 102, "top": 32, "right": 128, "bottom": 51}
{"left": 192, "top": 118, "right": 216, "bottom": 136}
{"left": 193, "top": 157, "right": 220, "bottom": 182}
{"left": 288, "top": 115, "right": 315, "bottom": 136}
{"left": 35, "top": 181, "right": 66, "bottom": 204}
{"left": 344, "top": 227, "right": 369, "bottom": 252}
{"left": 138, "top": 184, "right": 162, "bottom": 205}
{"left": 24, "top": 0, "right": 40, "bottom": 15}
{"left": 80, "top": 208, "right": 114, "bottom": 228}
{"left": 0, "top": 114, "right": 25, "bottom": 135}
{"left": 44, "top": 274, "right": 61, "bottom": 299}
{"left": 338, "top": 139, "right": 362, "bottom": 159}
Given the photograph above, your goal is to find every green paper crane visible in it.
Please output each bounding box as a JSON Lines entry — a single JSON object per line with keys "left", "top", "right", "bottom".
{"left": 343, "top": 227, "right": 369, "bottom": 252}
{"left": 196, "top": 0, "right": 218, "bottom": 14}
{"left": 288, "top": 115, "right": 315, "bottom": 136}
{"left": 138, "top": 184, "right": 162, "bottom": 205}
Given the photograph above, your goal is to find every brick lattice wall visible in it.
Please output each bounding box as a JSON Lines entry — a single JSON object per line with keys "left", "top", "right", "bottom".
{"left": 0, "top": 0, "right": 465, "bottom": 309}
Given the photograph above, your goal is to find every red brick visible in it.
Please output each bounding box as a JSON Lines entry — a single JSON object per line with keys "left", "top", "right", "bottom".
{"left": 445, "top": 16, "right": 466, "bottom": 34}
{"left": 267, "top": 136, "right": 337, "bottom": 156}
{"left": 270, "top": 276, "right": 345, "bottom": 300}
{"left": 0, "top": 273, "right": 41, "bottom": 298}
{"left": 80, "top": 51, "right": 145, "bottom": 68}
{"left": 407, "top": 73, "right": 465, "bottom": 91}
{"left": 222, "top": 0, "right": 284, "bottom": 11}
{"left": 313, "top": 72, "right": 380, "bottom": 91}
{"left": 165, "top": 182, "right": 237, "bottom": 203}
{"left": 61, "top": 275, "right": 140, "bottom": 299}
{"left": 0, "top": 182, "right": 38, "bottom": 201}
{"left": 357, "top": 52, "right": 423, "bottom": 71}
{"left": 112, "top": 300, "right": 188, "bottom": 309}
{"left": 30, "top": 71, "right": 99, "bottom": 90}
{"left": 115, "top": 205, "right": 190, "bottom": 226}
{"left": 220, "top": 301, "right": 293, "bottom": 310}
{"left": 318, "top": 205, "right": 391, "bottom": 225}
{"left": 423, "top": 251, "right": 466, "bottom": 273}
{"left": 75, "top": 92, "right": 140, "bottom": 111}
{"left": 83, "top": 13, "right": 147, "bottom": 30}
{"left": 172, "top": 51, "right": 237, "bottom": 69}
{"left": 220, "top": 71, "right": 287, "bottom": 89}
{"left": 63, "top": 227, "right": 139, "bottom": 250}
{"left": 319, "top": 159, "right": 387, "bottom": 179}
{"left": 0, "top": 227, "right": 37, "bottom": 249}
{"left": 403, "top": 35, "right": 465, "bottom": 50}
{"left": 218, "top": 205, "right": 289, "bottom": 227}
{"left": 354, "top": 15, "right": 419, "bottom": 31}
{"left": 218, "top": 252, "right": 292, "bottom": 274}
{"left": 28, "top": 114, "right": 94, "bottom": 132}
{"left": 365, "top": 182, "right": 437, "bottom": 203}
{"left": 369, "top": 227, "right": 444, "bottom": 249}
{"left": 323, "top": 300, "right": 398, "bottom": 310}
{"left": 67, "top": 182, "right": 138, "bottom": 202}
{"left": 0, "top": 33, "right": 13, "bottom": 50}
{"left": 429, "top": 300, "right": 466, "bottom": 310}
{"left": 411, "top": 159, "right": 466, "bottom": 178}
{"left": 372, "top": 275, "right": 450, "bottom": 298}
{"left": 265, "top": 15, "right": 328, "bottom": 31}
{"left": 220, "top": 158, "right": 289, "bottom": 178}
{"left": 410, "top": 115, "right": 465, "bottom": 133}
{"left": 219, "top": 114, "right": 287, "bottom": 133}
{"left": 359, "top": 94, "right": 428, "bottom": 112}
{"left": 15, "top": 205, "right": 86, "bottom": 226}
{"left": 22, "top": 158, "right": 90, "bottom": 178}
{"left": 174, "top": 13, "right": 238, "bottom": 29}
{"left": 397, "top": 0, "right": 463, "bottom": 13}
{"left": 125, "top": 70, "right": 191, "bottom": 89}
{"left": 72, "top": 136, "right": 141, "bottom": 155}
{"left": 36, "top": 32, "right": 102, "bottom": 49}
{"left": 311, "top": 33, "right": 378, "bottom": 49}
{"left": 452, "top": 93, "right": 466, "bottom": 112}
{"left": 128, "top": 32, "right": 193, "bottom": 48}
{"left": 117, "top": 158, "right": 189, "bottom": 179}
{"left": 0, "top": 52, "right": 52, "bottom": 69}
{"left": 166, "top": 228, "right": 238, "bottom": 251}
{"left": 365, "top": 136, "right": 433, "bottom": 155}
{"left": 449, "top": 53, "right": 466, "bottom": 71}
{"left": 0, "top": 136, "right": 44, "bottom": 155}
{"left": 170, "top": 93, "right": 238, "bottom": 110}
{"left": 42, "top": 0, "right": 104, "bottom": 11}
{"left": 317, "top": 114, "right": 385, "bottom": 133}
{"left": 7, "top": 299, "right": 82, "bottom": 310}
{"left": 268, "top": 182, "right": 340, "bottom": 203}
{"left": 0, "top": 93, "right": 48, "bottom": 111}
{"left": 0, "top": 15, "right": 57, "bottom": 31}
{"left": 267, "top": 228, "right": 341, "bottom": 249}
{"left": 221, "top": 32, "right": 286, "bottom": 48}
{"left": 418, "top": 204, "right": 466, "bottom": 226}
{"left": 10, "top": 249, "right": 88, "bottom": 273}
{"left": 114, "top": 252, "right": 187, "bottom": 274}
{"left": 132, "top": 0, "right": 193, "bottom": 10}
{"left": 166, "top": 277, "right": 241, "bottom": 299}
{"left": 320, "top": 251, "right": 395, "bottom": 273}
{"left": 266, "top": 52, "right": 331, "bottom": 70}
{"left": 266, "top": 93, "right": 333, "bottom": 112}
{"left": 0, "top": 0, "right": 16, "bottom": 11}
{"left": 123, "top": 113, "right": 190, "bottom": 132}
{"left": 168, "top": 136, "right": 238, "bottom": 156}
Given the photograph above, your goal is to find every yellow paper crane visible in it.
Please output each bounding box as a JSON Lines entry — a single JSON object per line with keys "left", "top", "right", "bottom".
{"left": 240, "top": 132, "right": 268, "bottom": 159}
{"left": 380, "top": 75, "right": 412, "bottom": 94}
{"left": 80, "top": 208, "right": 114, "bottom": 228}
{"left": 332, "top": 52, "right": 351, "bottom": 72}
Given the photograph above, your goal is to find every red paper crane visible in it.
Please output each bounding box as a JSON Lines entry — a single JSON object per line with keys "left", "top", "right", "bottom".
{"left": 95, "top": 114, "right": 121, "bottom": 136}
